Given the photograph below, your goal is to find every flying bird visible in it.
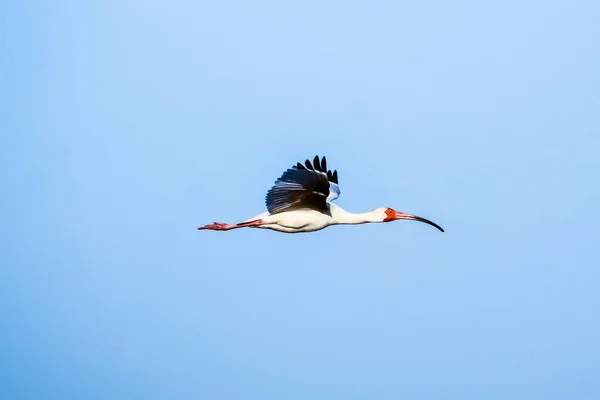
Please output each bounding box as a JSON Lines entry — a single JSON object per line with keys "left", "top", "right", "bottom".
{"left": 198, "top": 156, "right": 444, "bottom": 234}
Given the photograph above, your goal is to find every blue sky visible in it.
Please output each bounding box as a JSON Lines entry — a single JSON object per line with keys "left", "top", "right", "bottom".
{"left": 2, "top": 0, "right": 599, "bottom": 398}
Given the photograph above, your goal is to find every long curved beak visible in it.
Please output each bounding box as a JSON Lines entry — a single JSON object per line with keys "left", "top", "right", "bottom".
{"left": 396, "top": 212, "right": 444, "bottom": 232}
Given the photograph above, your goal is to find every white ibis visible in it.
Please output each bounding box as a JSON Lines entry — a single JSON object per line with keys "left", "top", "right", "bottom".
{"left": 198, "top": 156, "right": 444, "bottom": 234}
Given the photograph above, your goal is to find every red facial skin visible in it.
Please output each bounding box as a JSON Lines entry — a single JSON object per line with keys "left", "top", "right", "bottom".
{"left": 384, "top": 207, "right": 398, "bottom": 222}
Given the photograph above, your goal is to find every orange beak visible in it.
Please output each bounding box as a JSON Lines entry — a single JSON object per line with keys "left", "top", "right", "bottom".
{"left": 390, "top": 211, "right": 444, "bottom": 232}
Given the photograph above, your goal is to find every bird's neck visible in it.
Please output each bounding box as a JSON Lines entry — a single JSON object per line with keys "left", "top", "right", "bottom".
{"left": 331, "top": 205, "right": 380, "bottom": 225}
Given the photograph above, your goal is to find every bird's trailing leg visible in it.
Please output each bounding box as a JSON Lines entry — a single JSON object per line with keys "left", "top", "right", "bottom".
{"left": 198, "top": 219, "right": 264, "bottom": 231}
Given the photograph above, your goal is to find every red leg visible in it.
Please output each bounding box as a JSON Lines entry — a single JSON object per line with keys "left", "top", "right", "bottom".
{"left": 198, "top": 219, "right": 264, "bottom": 231}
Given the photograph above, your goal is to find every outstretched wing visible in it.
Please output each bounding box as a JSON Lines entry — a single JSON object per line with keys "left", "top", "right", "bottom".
{"left": 265, "top": 155, "right": 341, "bottom": 214}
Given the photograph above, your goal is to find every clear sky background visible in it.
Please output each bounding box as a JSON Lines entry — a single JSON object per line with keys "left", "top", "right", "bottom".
{"left": 2, "top": 1, "right": 599, "bottom": 399}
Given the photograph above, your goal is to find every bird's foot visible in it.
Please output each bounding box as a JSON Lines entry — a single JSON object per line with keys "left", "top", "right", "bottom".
{"left": 198, "top": 222, "right": 232, "bottom": 231}
{"left": 198, "top": 219, "right": 264, "bottom": 231}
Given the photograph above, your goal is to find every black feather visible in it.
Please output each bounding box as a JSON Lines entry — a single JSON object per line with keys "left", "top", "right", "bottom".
{"left": 313, "top": 155, "right": 321, "bottom": 172}
{"left": 265, "top": 167, "right": 330, "bottom": 214}
{"left": 264, "top": 156, "right": 341, "bottom": 213}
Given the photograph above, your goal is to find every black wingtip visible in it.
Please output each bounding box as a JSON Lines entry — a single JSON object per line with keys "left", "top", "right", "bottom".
{"left": 332, "top": 170, "right": 338, "bottom": 184}
{"left": 321, "top": 156, "right": 327, "bottom": 173}
{"left": 296, "top": 162, "right": 307, "bottom": 170}
{"left": 313, "top": 155, "right": 321, "bottom": 171}
{"left": 305, "top": 159, "right": 314, "bottom": 170}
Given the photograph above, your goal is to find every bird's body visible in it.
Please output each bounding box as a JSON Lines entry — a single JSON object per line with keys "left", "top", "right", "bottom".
{"left": 198, "top": 156, "right": 444, "bottom": 234}
{"left": 242, "top": 203, "right": 383, "bottom": 233}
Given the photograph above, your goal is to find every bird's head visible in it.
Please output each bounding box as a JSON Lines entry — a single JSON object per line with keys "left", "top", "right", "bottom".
{"left": 376, "top": 207, "right": 444, "bottom": 232}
